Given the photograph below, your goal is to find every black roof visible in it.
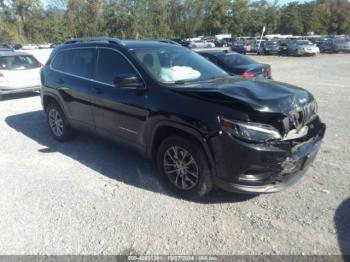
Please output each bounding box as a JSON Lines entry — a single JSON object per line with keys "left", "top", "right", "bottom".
{"left": 61, "top": 37, "right": 181, "bottom": 50}
{"left": 123, "top": 40, "right": 180, "bottom": 49}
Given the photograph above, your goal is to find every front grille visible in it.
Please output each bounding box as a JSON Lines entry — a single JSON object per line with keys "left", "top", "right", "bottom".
{"left": 289, "top": 101, "right": 317, "bottom": 131}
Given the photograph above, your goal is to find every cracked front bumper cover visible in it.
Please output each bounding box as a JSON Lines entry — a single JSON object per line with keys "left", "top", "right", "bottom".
{"left": 210, "top": 121, "right": 326, "bottom": 194}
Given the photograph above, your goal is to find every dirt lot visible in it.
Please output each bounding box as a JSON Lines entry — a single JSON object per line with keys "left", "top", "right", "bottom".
{"left": 0, "top": 53, "right": 349, "bottom": 255}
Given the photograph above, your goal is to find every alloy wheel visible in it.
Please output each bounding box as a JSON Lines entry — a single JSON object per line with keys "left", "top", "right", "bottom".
{"left": 163, "top": 146, "right": 199, "bottom": 190}
{"left": 48, "top": 108, "right": 63, "bottom": 137}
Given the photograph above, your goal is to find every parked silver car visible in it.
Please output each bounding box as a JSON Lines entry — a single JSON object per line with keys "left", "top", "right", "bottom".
{"left": 288, "top": 40, "right": 320, "bottom": 56}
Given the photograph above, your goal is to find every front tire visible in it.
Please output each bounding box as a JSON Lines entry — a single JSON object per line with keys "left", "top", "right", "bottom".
{"left": 156, "top": 136, "right": 213, "bottom": 199}
{"left": 46, "top": 102, "right": 72, "bottom": 141}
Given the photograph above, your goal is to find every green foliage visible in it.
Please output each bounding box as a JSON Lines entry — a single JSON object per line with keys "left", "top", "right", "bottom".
{"left": 0, "top": 0, "right": 350, "bottom": 44}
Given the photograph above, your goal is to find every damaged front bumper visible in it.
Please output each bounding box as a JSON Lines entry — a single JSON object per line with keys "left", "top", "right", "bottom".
{"left": 210, "top": 118, "right": 326, "bottom": 194}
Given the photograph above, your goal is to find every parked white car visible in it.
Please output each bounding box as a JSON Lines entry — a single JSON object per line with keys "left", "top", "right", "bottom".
{"left": 189, "top": 40, "right": 215, "bottom": 48}
{"left": 38, "top": 43, "right": 52, "bottom": 49}
{"left": 288, "top": 40, "right": 320, "bottom": 56}
{"left": 0, "top": 51, "right": 42, "bottom": 99}
{"left": 21, "top": 44, "right": 38, "bottom": 50}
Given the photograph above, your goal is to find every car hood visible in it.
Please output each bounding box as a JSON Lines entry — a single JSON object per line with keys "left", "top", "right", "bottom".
{"left": 171, "top": 77, "right": 314, "bottom": 116}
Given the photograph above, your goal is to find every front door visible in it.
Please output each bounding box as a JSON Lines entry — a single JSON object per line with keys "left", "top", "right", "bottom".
{"left": 90, "top": 48, "right": 149, "bottom": 147}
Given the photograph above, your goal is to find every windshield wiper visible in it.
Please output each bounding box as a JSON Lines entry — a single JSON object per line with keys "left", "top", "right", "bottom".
{"left": 173, "top": 80, "right": 187, "bottom": 84}
{"left": 167, "top": 76, "right": 227, "bottom": 85}
{"left": 197, "top": 75, "right": 228, "bottom": 82}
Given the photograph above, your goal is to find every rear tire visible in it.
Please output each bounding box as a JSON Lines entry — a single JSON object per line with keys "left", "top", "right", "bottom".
{"left": 46, "top": 102, "right": 72, "bottom": 142}
{"left": 156, "top": 136, "right": 213, "bottom": 199}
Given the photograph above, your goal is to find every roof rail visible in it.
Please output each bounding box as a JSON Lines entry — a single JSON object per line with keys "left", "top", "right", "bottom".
{"left": 64, "top": 37, "right": 125, "bottom": 46}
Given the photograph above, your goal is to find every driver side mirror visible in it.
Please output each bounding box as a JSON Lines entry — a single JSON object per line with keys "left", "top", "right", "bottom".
{"left": 115, "top": 74, "right": 145, "bottom": 90}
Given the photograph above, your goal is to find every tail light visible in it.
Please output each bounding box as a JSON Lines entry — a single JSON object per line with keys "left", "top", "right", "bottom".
{"left": 241, "top": 71, "right": 256, "bottom": 78}
{"left": 38, "top": 62, "right": 44, "bottom": 68}
{"left": 268, "top": 67, "right": 272, "bottom": 77}
{"left": 0, "top": 72, "right": 4, "bottom": 78}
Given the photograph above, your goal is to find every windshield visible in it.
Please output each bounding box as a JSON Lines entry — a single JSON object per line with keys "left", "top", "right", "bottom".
{"left": 297, "top": 40, "right": 313, "bottom": 46}
{"left": 219, "top": 53, "right": 255, "bottom": 67}
{"left": 132, "top": 47, "right": 228, "bottom": 84}
{"left": 0, "top": 55, "right": 40, "bottom": 70}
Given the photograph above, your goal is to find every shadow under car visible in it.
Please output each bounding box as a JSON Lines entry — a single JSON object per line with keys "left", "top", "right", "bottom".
{"left": 5, "top": 110, "right": 255, "bottom": 204}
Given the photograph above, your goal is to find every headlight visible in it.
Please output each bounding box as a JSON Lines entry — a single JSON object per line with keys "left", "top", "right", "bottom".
{"left": 219, "top": 117, "right": 282, "bottom": 142}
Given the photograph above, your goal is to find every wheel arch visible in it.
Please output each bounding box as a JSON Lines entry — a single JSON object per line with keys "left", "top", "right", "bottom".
{"left": 148, "top": 121, "right": 216, "bottom": 177}
{"left": 42, "top": 93, "right": 67, "bottom": 115}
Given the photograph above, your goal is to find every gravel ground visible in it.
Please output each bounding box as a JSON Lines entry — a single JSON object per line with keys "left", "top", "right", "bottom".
{"left": 0, "top": 53, "right": 349, "bottom": 255}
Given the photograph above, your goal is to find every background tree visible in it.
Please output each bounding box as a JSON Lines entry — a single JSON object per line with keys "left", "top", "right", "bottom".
{"left": 278, "top": 2, "right": 304, "bottom": 35}
{"left": 1, "top": 0, "right": 350, "bottom": 44}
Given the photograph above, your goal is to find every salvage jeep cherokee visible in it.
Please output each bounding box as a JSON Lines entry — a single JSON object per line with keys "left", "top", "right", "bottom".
{"left": 40, "top": 37, "right": 326, "bottom": 198}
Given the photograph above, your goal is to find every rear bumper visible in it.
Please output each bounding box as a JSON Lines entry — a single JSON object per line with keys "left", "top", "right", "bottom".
{"left": 210, "top": 120, "right": 326, "bottom": 194}
{"left": 299, "top": 50, "right": 319, "bottom": 55}
{"left": 0, "top": 86, "right": 40, "bottom": 95}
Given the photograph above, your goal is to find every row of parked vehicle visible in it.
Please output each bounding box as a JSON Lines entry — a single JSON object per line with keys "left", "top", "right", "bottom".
{"left": 168, "top": 36, "right": 350, "bottom": 56}
{"left": 232, "top": 37, "right": 350, "bottom": 56}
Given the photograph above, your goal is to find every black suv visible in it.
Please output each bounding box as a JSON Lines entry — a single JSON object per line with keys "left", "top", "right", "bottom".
{"left": 40, "top": 37, "right": 326, "bottom": 198}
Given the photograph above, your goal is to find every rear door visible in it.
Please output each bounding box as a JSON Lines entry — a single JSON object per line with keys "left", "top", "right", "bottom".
{"left": 49, "top": 47, "right": 96, "bottom": 126}
{"left": 90, "top": 48, "right": 148, "bottom": 147}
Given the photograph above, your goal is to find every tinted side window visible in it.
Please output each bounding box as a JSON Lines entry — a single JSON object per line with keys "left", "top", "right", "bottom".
{"left": 51, "top": 48, "right": 96, "bottom": 79}
{"left": 96, "top": 49, "right": 137, "bottom": 85}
